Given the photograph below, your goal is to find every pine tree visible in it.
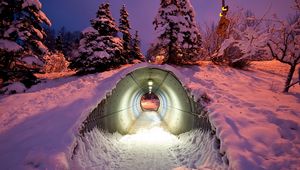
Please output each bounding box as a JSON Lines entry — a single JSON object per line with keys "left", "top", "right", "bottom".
{"left": 178, "top": 0, "right": 202, "bottom": 61}
{"left": 55, "top": 33, "right": 64, "bottom": 52}
{"left": 119, "top": 5, "right": 132, "bottom": 63}
{"left": 44, "top": 27, "right": 56, "bottom": 52}
{"left": 70, "top": 3, "right": 124, "bottom": 74}
{"left": 153, "top": 0, "right": 182, "bottom": 64}
{"left": 91, "top": 3, "right": 118, "bottom": 36}
{"left": 131, "top": 31, "right": 144, "bottom": 62}
{"left": 0, "top": 0, "right": 51, "bottom": 88}
{"left": 151, "top": 0, "right": 202, "bottom": 65}
{"left": 1, "top": 0, "right": 51, "bottom": 55}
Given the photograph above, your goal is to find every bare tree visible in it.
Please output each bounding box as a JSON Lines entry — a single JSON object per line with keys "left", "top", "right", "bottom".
{"left": 267, "top": 1, "right": 300, "bottom": 92}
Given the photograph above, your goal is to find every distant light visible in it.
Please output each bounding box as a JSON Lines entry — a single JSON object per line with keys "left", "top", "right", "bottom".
{"left": 148, "top": 80, "right": 153, "bottom": 86}
{"left": 149, "top": 86, "right": 153, "bottom": 90}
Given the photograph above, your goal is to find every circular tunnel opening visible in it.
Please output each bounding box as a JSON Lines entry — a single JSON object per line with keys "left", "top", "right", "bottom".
{"left": 80, "top": 67, "right": 212, "bottom": 135}
{"left": 140, "top": 92, "right": 160, "bottom": 111}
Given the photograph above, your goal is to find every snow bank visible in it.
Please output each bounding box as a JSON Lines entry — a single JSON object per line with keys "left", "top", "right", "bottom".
{"left": 179, "top": 61, "right": 300, "bottom": 169}
{"left": 2, "top": 82, "right": 27, "bottom": 94}
{"left": 171, "top": 129, "right": 226, "bottom": 169}
{"left": 72, "top": 127, "right": 226, "bottom": 170}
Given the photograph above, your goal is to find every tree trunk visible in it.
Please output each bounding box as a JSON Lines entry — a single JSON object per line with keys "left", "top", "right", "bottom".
{"left": 284, "top": 64, "right": 296, "bottom": 93}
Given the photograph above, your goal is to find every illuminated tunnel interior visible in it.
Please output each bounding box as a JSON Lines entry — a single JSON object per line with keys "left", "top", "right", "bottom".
{"left": 73, "top": 67, "right": 228, "bottom": 169}
{"left": 80, "top": 67, "right": 211, "bottom": 135}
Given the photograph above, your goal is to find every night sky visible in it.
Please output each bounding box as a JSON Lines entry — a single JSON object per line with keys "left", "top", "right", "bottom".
{"left": 40, "top": 0, "right": 294, "bottom": 52}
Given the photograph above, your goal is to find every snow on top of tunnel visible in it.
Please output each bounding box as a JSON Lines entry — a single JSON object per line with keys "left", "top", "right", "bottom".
{"left": 0, "top": 63, "right": 191, "bottom": 134}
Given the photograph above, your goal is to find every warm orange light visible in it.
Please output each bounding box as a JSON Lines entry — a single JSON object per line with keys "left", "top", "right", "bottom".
{"left": 222, "top": 6, "right": 228, "bottom": 11}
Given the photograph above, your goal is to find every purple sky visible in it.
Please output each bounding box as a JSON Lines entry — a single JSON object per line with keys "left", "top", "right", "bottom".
{"left": 40, "top": 0, "right": 294, "bottom": 52}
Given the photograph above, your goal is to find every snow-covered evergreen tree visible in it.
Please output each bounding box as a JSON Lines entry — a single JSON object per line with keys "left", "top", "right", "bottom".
{"left": 153, "top": 0, "right": 182, "bottom": 64}
{"left": 70, "top": 3, "right": 124, "bottom": 74}
{"left": 91, "top": 3, "right": 118, "bottom": 36}
{"left": 131, "top": 31, "right": 144, "bottom": 62}
{"left": 119, "top": 5, "right": 132, "bottom": 63}
{"left": 55, "top": 33, "right": 64, "bottom": 52}
{"left": 178, "top": 0, "right": 202, "bottom": 61}
{"left": 0, "top": 0, "right": 51, "bottom": 88}
{"left": 43, "top": 27, "right": 56, "bottom": 52}
{"left": 152, "top": 0, "right": 201, "bottom": 65}
{"left": 1, "top": 0, "right": 51, "bottom": 55}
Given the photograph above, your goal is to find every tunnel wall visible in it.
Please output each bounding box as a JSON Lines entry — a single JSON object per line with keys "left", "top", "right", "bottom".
{"left": 80, "top": 67, "right": 211, "bottom": 135}
{"left": 157, "top": 72, "right": 197, "bottom": 134}
{"left": 80, "top": 75, "right": 140, "bottom": 135}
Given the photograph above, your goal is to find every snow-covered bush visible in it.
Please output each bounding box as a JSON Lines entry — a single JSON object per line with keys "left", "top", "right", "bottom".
{"left": 70, "top": 3, "right": 125, "bottom": 74}
{"left": 214, "top": 11, "right": 270, "bottom": 69}
{"left": 267, "top": 2, "right": 300, "bottom": 92}
{"left": 43, "top": 52, "right": 69, "bottom": 73}
{"left": 1, "top": 82, "right": 27, "bottom": 94}
{"left": 70, "top": 27, "right": 123, "bottom": 74}
{"left": 218, "top": 27, "right": 270, "bottom": 61}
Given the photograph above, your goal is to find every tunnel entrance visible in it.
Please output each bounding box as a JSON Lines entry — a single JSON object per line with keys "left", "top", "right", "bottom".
{"left": 79, "top": 67, "right": 211, "bottom": 135}
{"left": 140, "top": 92, "right": 160, "bottom": 111}
{"left": 72, "top": 66, "right": 228, "bottom": 169}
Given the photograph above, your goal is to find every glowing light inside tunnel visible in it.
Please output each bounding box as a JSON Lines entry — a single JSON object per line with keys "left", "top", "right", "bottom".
{"left": 148, "top": 80, "right": 153, "bottom": 86}
{"left": 85, "top": 67, "right": 200, "bottom": 135}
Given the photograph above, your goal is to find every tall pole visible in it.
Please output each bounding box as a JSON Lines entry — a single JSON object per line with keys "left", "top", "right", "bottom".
{"left": 220, "top": 0, "right": 228, "bottom": 17}
{"left": 217, "top": 0, "right": 230, "bottom": 37}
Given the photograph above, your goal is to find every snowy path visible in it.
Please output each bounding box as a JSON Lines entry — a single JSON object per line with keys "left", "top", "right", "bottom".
{"left": 117, "top": 129, "right": 180, "bottom": 170}
{"left": 73, "top": 110, "right": 225, "bottom": 169}
{"left": 117, "top": 111, "right": 180, "bottom": 170}
{"left": 128, "top": 111, "right": 168, "bottom": 133}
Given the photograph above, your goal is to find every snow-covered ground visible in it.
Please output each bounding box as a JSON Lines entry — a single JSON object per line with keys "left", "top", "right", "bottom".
{"left": 0, "top": 61, "right": 299, "bottom": 169}
{"left": 72, "top": 111, "right": 224, "bottom": 170}
{"left": 185, "top": 61, "right": 300, "bottom": 170}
